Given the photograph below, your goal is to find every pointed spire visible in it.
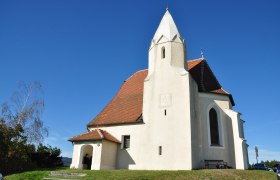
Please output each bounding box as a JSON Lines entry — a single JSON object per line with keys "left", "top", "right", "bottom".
{"left": 152, "top": 9, "right": 181, "bottom": 42}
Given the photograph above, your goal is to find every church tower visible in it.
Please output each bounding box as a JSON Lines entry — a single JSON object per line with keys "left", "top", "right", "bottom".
{"left": 147, "top": 9, "right": 188, "bottom": 76}
{"left": 142, "top": 9, "right": 197, "bottom": 170}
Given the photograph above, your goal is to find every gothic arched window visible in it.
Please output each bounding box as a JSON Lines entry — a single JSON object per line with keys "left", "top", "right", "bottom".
{"left": 209, "top": 108, "right": 220, "bottom": 145}
{"left": 161, "top": 46, "right": 165, "bottom": 59}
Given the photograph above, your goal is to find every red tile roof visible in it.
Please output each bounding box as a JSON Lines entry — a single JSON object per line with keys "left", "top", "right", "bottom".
{"left": 87, "top": 58, "right": 234, "bottom": 127}
{"left": 68, "top": 129, "right": 121, "bottom": 143}
{"left": 210, "top": 88, "right": 229, "bottom": 95}
{"left": 210, "top": 88, "right": 235, "bottom": 105}
{"left": 87, "top": 69, "right": 147, "bottom": 127}
{"left": 187, "top": 58, "right": 204, "bottom": 69}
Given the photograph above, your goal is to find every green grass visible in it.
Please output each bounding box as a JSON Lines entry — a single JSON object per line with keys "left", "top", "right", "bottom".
{"left": 5, "top": 168, "right": 277, "bottom": 180}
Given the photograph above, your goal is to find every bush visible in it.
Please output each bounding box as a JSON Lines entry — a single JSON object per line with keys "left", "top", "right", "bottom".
{"left": 31, "top": 144, "right": 63, "bottom": 168}
{"left": 0, "top": 120, "right": 62, "bottom": 175}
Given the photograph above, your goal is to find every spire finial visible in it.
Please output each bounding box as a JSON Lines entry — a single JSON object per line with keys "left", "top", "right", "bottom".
{"left": 166, "top": 1, "right": 169, "bottom": 11}
{"left": 201, "top": 48, "right": 205, "bottom": 59}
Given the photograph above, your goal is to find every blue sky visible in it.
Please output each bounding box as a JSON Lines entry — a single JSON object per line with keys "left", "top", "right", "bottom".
{"left": 0, "top": 0, "right": 279, "bottom": 163}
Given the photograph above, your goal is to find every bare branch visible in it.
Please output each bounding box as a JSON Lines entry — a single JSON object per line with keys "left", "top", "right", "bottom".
{"left": 1, "top": 81, "right": 48, "bottom": 144}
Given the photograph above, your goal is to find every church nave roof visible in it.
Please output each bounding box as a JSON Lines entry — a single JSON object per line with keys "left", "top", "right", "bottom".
{"left": 87, "top": 58, "right": 234, "bottom": 128}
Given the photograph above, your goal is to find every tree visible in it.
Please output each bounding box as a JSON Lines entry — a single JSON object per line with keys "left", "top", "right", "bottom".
{"left": 0, "top": 119, "right": 62, "bottom": 175}
{"left": 1, "top": 81, "right": 48, "bottom": 144}
{"left": 0, "top": 81, "right": 63, "bottom": 175}
{"left": 0, "top": 119, "right": 36, "bottom": 175}
{"left": 31, "top": 144, "right": 63, "bottom": 168}
{"left": 261, "top": 160, "right": 280, "bottom": 168}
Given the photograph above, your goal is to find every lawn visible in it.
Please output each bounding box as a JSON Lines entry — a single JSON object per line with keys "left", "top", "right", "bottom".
{"left": 5, "top": 168, "right": 277, "bottom": 180}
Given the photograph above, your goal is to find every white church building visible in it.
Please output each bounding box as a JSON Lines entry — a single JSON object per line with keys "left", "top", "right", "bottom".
{"left": 69, "top": 9, "right": 249, "bottom": 170}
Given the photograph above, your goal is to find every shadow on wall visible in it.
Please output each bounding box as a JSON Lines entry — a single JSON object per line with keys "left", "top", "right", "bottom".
{"left": 117, "top": 149, "right": 136, "bottom": 169}
{"left": 224, "top": 112, "right": 236, "bottom": 168}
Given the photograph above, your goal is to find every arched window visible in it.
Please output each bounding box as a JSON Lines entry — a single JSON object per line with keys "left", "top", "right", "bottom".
{"left": 209, "top": 108, "right": 220, "bottom": 145}
{"left": 161, "top": 46, "right": 165, "bottom": 59}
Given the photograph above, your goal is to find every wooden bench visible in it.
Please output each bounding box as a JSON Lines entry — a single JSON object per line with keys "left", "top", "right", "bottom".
{"left": 204, "top": 160, "right": 227, "bottom": 169}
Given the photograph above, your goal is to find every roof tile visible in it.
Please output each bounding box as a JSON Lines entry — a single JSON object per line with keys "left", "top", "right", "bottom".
{"left": 68, "top": 129, "right": 121, "bottom": 143}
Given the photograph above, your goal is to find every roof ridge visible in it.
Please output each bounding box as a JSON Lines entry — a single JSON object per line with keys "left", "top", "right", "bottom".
{"left": 220, "top": 87, "right": 230, "bottom": 94}
{"left": 187, "top": 58, "right": 204, "bottom": 62}
{"left": 101, "top": 130, "right": 121, "bottom": 143}
{"left": 125, "top": 69, "right": 148, "bottom": 82}
{"left": 71, "top": 131, "right": 92, "bottom": 138}
{"left": 96, "top": 129, "right": 104, "bottom": 139}
{"left": 137, "top": 69, "right": 148, "bottom": 72}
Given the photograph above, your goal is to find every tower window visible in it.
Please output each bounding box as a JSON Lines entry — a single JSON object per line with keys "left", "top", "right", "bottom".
{"left": 164, "top": 109, "right": 167, "bottom": 116}
{"left": 161, "top": 46, "right": 165, "bottom": 59}
{"left": 209, "top": 108, "right": 220, "bottom": 146}
{"left": 122, "top": 135, "right": 130, "bottom": 149}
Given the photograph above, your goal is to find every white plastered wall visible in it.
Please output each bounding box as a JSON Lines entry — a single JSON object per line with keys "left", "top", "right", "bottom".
{"left": 224, "top": 109, "right": 249, "bottom": 169}
{"left": 100, "top": 140, "right": 118, "bottom": 169}
{"left": 91, "top": 124, "right": 144, "bottom": 169}
{"left": 197, "top": 93, "right": 236, "bottom": 168}
{"left": 189, "top": 76, "right": 201, "bottom": 169}
{"left": 70, "top": 141, "right": 102, "bottom": 170}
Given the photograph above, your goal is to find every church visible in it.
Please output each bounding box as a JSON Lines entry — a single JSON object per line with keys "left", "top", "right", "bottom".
{"left": 69, "top": 9, "right": 249, "bottom": 170}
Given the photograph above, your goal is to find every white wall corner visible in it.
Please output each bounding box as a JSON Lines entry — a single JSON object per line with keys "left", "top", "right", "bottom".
{"left": 224, "top": 109, "right": 248, "bottom": 169}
